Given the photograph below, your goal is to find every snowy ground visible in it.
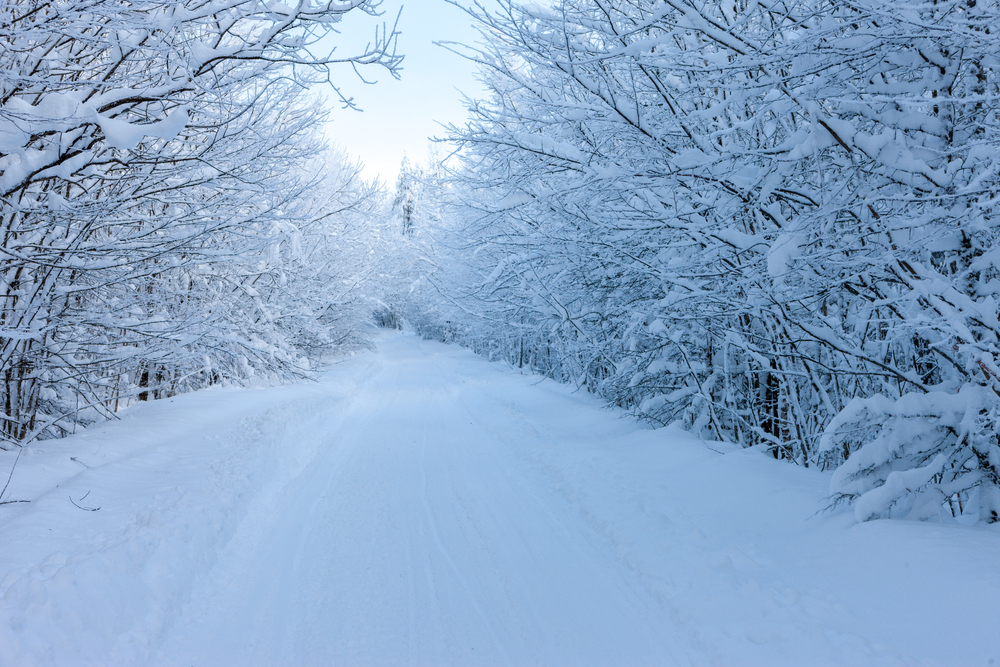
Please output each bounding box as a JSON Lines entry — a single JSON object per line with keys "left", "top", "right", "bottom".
{"left": 0, "top": 333, "right": 997, "bottom": 666}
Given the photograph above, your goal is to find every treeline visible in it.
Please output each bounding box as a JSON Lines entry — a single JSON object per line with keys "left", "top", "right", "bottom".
{"left": 404, "top": 0, "right": 1000, "bottom": 522}
{"left": 0, "top": 0, "right": 398, "bottom": 446}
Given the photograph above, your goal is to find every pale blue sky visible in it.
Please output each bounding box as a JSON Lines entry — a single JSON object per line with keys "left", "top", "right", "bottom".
{"left": 321, "top": 0, "right": 490, "bottom": 185}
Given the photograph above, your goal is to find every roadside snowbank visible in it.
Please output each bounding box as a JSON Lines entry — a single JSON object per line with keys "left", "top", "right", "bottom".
{"left": 454, "top": 348, "right": 1000, "bottom": 665}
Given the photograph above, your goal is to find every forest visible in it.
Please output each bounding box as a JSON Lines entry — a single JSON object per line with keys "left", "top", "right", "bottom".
{"left": 2, "top": 0, "right": 999, "bottom": 525}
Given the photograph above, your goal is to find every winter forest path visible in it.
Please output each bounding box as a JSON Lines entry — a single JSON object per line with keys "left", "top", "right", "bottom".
{"left": 154, "top": 333, "right": 684, "bottom": 665}
{"left": 152, "top": 334, "right": 997, "bottom": 666}
{"left": 2, "top": 334, "right": 997, "bottom": 665}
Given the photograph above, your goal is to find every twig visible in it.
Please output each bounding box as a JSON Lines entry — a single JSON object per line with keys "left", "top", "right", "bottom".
{"left": 69, "top": 490, "right": 100, "bottom": 511}
{"left": 0, "top": 446, "right": 23, "bottom": 503}
{"left": 70, "top": 456, "right": 93, "bottom": 469}
{"left": 0, "top": 500, "right": 29, "bottom": 505}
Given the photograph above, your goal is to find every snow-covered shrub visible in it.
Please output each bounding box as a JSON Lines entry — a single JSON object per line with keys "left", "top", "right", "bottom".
{"left": 822, "top": 389, "right": 1000, "bottom": 523}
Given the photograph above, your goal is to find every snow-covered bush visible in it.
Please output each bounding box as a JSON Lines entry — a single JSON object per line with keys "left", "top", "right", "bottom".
{"left": 822, "top": 388, "right": 1000, "bottom": 523}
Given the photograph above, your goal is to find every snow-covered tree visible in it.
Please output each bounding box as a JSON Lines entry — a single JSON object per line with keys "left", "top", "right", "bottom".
{"left": 0, "top": 0, "right": 400, "bottom": 445}
{"left": 418, "top": 0, "right": 1000, "bottom": 522}
{"left": 261, "top": 149, "right": 385, "bottom": 363}
{"left": 370, "top": 153, "right": 454, "bottom": 331}
{"left": 801, "top": 0, "right": 1000, "bottom": 522}
{"left": 393, "top": 156, "right": 420, "bottom": 237}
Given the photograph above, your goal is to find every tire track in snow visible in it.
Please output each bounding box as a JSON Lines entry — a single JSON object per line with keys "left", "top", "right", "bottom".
{"left": 416, "top": 410, "right": 514, "bottom": 666}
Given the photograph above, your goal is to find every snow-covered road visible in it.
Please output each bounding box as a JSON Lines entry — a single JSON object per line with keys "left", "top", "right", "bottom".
{"left": 155, "top": 334, "right": 684, "bottom": 666}
{"left": 2, "top": 334, "right": 998, "bottom": 666}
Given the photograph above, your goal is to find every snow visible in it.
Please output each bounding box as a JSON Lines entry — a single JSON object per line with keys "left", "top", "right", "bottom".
{"left": 95, "top": 107, "right": 189, "bottom": 150}
{"left": 1, "top": 333, "right": 998, "bottom": 665}
{"left": 494, "top": 192, "right": 534, "bottom": 210}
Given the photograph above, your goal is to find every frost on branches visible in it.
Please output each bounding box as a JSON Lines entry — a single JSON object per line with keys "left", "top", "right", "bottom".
{"left": 0, "top": 0, "right": 399, "bottom": 446}
{"left": 412, "top": 0, "right": 1000, "bottom": 522}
